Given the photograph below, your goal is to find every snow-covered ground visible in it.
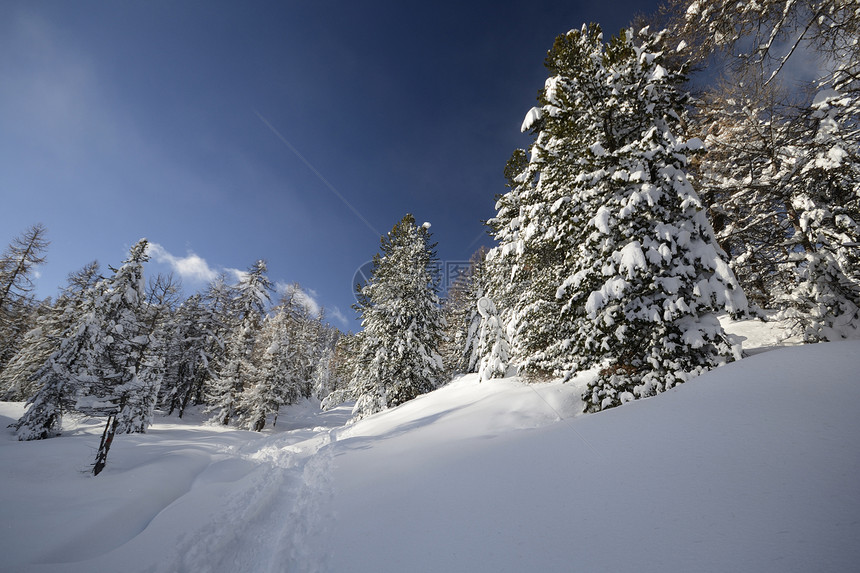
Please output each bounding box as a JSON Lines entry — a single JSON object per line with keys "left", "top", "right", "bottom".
{"left": 1, "top": 318, "right": 858, "bottom": 572}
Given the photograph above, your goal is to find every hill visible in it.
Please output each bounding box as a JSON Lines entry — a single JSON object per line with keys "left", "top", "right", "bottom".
{"left": 1, "top": 321, "right": 858, "bottom": 572}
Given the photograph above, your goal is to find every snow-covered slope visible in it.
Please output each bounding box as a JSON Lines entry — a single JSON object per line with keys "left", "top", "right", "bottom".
{"left": 329, "top": 340, "right": 860, "bottom": 572}
{"left": 1, "top": 336, "right": 858, "bottom": 572}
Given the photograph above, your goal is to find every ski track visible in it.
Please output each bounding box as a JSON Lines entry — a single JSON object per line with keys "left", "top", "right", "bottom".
{"left": 158, "top": 427, "right": 336, "bottom": 573}
{"left": 284, "top": 432, "right": 337, "bottom": 573}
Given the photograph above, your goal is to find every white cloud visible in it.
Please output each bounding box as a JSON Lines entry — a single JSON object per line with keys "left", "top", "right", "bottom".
{"left": 329, "top": 306, "right": 350, "bottom": 328}
{"left": 276, "top": 281, "right": 322, "bottom": 317}
{"left": 145, "top": 245, "right": 347, "bottom": 326}
{"left": 225, "top": 268, "right": 248, "bottom": 284}
{"left": 146, "top": 242, "right": 218, "bottom": 283}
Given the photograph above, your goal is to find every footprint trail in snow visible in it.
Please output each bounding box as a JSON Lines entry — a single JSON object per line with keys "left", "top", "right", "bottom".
{"left": 160, "top": 425, "right": 339, "bottom": 573}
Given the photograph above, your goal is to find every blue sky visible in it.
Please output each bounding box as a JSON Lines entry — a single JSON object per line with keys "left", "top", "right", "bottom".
{"left": 1, "top": 0, "right": 662, "bottom": 329}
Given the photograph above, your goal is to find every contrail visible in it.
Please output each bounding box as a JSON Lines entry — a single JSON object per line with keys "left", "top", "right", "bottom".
{"left": 253, "top": 109, "right": 382, "bottom": 238}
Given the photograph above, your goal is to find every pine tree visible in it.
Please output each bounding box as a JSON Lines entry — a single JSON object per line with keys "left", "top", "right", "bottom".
{"left": 279, "top": 284, "right": 326, "bottom": 400}
{"left": 160, "top": 294, "right": 221, "bottom": 417}
{"left": 0, "top": 224, "right": 49, "bottom": 373}
{"left": 115, "top": 273, "right": 180, "bottom": 434}
{"left": 487, "top": 135, "right": 572, "bottom": 376}
{"left": 237, "top": 304, "right": 298, "bottom": 431}
{"left": 0, "top": 299, "right": 54, "bottom": 401}
{"left": 351, "top": 215, "right": 445, "bottom": 422}
{"left": 311, "top": 345, "right": 337, "bottom": 400}
{"left": 76, "top": 239, "right": 158, "bottom": 434}
{"left": 474, "top": 297, "right": 510, "bottom": 382}
{"left": 779, "top": 89, "right": 860, "bottom": 340}
{"left": 692, "top": 79, "right": 801, "bottom": 309}
{"left": 1, "top": 261, "right": 101, "bottom": 401}
{"left": 207, "top": 260, "right": 271, "bottom": 425}
{"left": 13, "top": 240, "right": 156, "bottom": 439}
{"left": 311, "top": 324, "right": 342, "bottom": 401}
{"left": 440, "top": 247, "right": 489, "bottom": 375}
{"left": 0, "top": 224, "right": 49, "bottom": 318}
{"left": 488, "top": 25, "right": 747, "bottom": 411}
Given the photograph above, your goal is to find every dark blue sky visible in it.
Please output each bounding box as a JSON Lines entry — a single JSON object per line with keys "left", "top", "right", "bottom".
{"left": 1, "top": 0, "right": 663, "bottom": 328}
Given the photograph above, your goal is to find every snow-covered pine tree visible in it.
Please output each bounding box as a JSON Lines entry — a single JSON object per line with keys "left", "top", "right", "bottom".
{"left": 474, "top": 297, "right": 510, "bottom": 382}
{"left": 281, "top": 284, "right": 326, "bottom": 400}
{"left": 311, "top": 320, "right": 341, "bottom": 400}
{"left": 1, "top": 300, "right": 55, "bottom": 401}
{"left": 486, "top": 134, "right": 573, "bottom": 376}
{"left": 311, "top": 344, "right": 337, "bottom": 401}
{"left": 1, "top": 262, "right": 101, "bottom": 401}
{"left": 487, "top": 25, "right": 746, "bottom": 410}
{"left": 695, "top": 81, "right": 860, "bottom": 339}
{"left": 194, "top": 273, "right": 236, "bottom": 405}
{"left": 552, "top": 26, "right": 746, "bottom": 411}
{"left": 440, "top": 247, "right": 489, "bottom": 375}
{"left": 780, "top": 87, "right": 860, "bottom": 340}
{"left": 77, "top": 239, "right": 159, "bottom": 434}
{"left": 238, "top": 303, "right": 298, "bottom": 431}
{"left": 11, "top": 320, "right": 87, "bottom": 440}
{"left": 350, "top": 215, "right": 445, "bottom": 422}
{"left": 160, "top": 294, "right": 221, "bottom": 417}
{"left": 115, "top": 273, "right": 181, "bottom": 434}
{"left": 0, "top": 224, "right": 49, "bottom": 374}
{"left": 207, "top": 260, "right": 271, "bottom": 425}
{"left": 13, "top": 240, "right": 156, "bottom": 439}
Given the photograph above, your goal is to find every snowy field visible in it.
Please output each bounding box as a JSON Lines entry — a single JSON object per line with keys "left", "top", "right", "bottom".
{"left": 1, "top": 318, "right": 859, "bottom": 572}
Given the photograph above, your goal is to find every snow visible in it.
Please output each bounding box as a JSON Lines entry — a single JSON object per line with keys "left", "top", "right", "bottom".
{"left": 2, "top": 318, "right": 859, "bottom": 572}
{"left": 812, "top": 88, "right": 842, "bottom": 108}
{"left": 593, "top": 205, "right": 612, "bottom": 234}
{"left": 521, "top": 106, "right": 543, "bottom": 133}
{"left": 617, "top": 240, "right": 648, "bottom": 277}
{"left": 685, "top": 136, "right": 704, "bottom": 150}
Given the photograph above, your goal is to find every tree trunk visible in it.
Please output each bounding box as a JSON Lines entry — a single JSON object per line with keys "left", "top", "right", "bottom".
{"left": 93, "top": 413, "right": 119, "bottom": 476}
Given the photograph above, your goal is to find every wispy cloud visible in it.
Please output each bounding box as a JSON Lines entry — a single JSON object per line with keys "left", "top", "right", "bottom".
{"left": 276, "top": 281, "right": 321, "bottom": 317}
{"left": 328, "top": 306, "right": 350, "bottom": 328}
{"left": 146, "top": 242, "right": 218, "bottom": 283}
{"left": 225, "top": 268, "right": 248, "bottom": 284}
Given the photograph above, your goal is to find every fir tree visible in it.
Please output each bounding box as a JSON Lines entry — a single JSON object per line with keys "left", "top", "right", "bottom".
{"left": 13, "top": 240, "right": 156, "bottom": 439}
{"left": 0, "top": 224, "right": 49, "bottom": 373}
{"left": 474, "top": 297, "right": 510, "bottom": 382}
{"left": 1, "top": 262, "right": 102, "bottom": 401}
{"left": 779, "top": 89, "right": 860, "bottom": 340}
{"left": 207, "top": 260, "right": 271, "bottom": 425}
{"left": 76, "top": 239, "right": 158, "bottom": 434}
{"left": 351, "top": 215, "right": 445, "bottom": 422}
{"left": 440, "top": 247, "right": 489, "bottom": 375}
{"left": 160, "top": 294, "right": 221, "bottom": 417}
{"left": 238, "top": 303, "right": 298, "bottom": 431}
{"left": 489, "top": 25, "right": 747, "bottom": 411}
